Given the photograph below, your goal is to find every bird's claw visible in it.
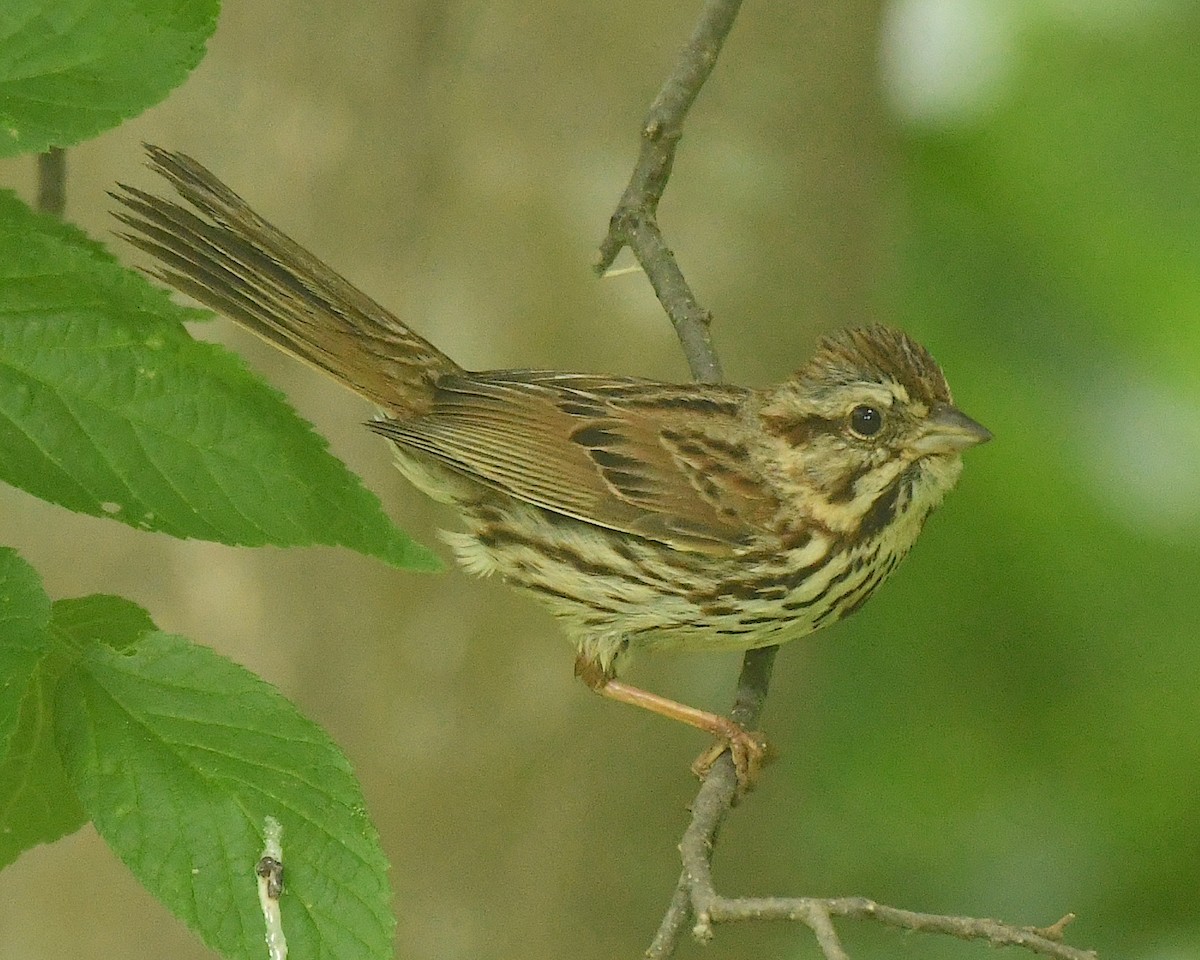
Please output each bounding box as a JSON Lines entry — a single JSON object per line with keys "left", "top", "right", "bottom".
{"left": 691, "top": 725, "right": 772, "bottom": 799}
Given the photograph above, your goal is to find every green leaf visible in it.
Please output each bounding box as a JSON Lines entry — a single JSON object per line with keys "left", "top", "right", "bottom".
{"left": 0, "top": 192, "right": 438, "bottom": 570}
{"left": 51, "top": 594, "right": 157, "bottom": 653}
{"left": 1, "top": 593, "right": 181, "bottom": 870}
{"left": 0, "top": 547, "right": 51, "bottom": 753}
{"left": 0, "top": 549, "right": 88, "bottom": 869}
{"left": 56, "top": 631, "right": 394, "bottom": 960}
{"left": 0, "top": 0, "right": 219, "bottom": 156}
{"left": 0, "top": 656, "right": 87, "bottom": 869}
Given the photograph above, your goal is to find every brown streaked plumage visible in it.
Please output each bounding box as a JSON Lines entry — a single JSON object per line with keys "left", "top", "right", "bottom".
{"left": 113, "top": 146, "right": 991, "bottom": 789}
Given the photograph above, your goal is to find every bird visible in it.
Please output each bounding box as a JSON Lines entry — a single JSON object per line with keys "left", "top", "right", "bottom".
{"left": 113, "top": 145, "right": 991, "bottom": 790}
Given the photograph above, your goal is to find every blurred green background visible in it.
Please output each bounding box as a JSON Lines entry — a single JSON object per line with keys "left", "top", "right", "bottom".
{"left": 2, "top": 0, "right": 1198, "bottom": 958}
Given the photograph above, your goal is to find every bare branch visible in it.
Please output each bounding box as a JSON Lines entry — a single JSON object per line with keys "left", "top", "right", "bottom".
{"left": 601, "top": 4, "right": 1097, "bottom": 960}
{"left": 596, "top": 0, "right": 744, "bottom": 384}
{"left": 706, "top": 897, "right": 1096, "bottom": 960}
{"left": 644, "top": 603, "right": 779, "bottom": 958}
{"left": 644, "top": 874, "right": 691, "bottom": 960}
{"left": 804, "top": 904, "right": 851, "bottom": 960}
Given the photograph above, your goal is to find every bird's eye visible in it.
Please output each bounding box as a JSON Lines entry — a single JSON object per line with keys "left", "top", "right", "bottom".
{"left": 849, "top": 405, "right": 884, "bottom": 438}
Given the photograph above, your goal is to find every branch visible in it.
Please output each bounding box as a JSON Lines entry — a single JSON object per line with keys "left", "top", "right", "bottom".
{"left": 600, "top": 4, "right": 1099, "bottom": 960}
{"left": 595, "top": 0, "right": 743, "bottom": 384}
{"left": 597, "top": 0, "right": 775, "bottom": 811}
{"left": 596, "top": 0, "right": 778, "bottom": 854}
{"left": 703, "top": 900, "right": 1095, "bottom": 960}
{"left": 647, "top": 649, "right": 776, "bottom": 959}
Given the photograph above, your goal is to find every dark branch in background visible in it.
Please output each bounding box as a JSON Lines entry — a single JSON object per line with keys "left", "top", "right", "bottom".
{"left": 37, "top": 147, "right": 66, "bottom": 218}
{"left": 597, "top": 3, "right": 1098, "bottom": 959}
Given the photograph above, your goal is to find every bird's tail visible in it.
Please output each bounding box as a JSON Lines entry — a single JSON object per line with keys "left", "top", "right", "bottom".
{"left": 113, "top": 144, "right": 462, "bottom": 415}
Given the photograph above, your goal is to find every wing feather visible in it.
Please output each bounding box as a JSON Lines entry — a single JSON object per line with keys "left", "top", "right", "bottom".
{"left": 369, "top": 372, "right": 776, "bottom": 553}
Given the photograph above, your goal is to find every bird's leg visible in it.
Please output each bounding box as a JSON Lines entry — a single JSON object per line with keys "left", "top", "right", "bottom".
{"left": 574, "top": 654, "right": 769, "bottom": 794}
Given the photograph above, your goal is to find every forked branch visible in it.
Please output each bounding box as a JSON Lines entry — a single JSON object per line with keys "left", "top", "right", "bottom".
{"left": 597, "top": 3, "right": 1097, "bottom": 959}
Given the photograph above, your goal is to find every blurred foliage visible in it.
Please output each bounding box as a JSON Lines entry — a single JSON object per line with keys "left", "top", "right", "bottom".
{"left": 806, "top": 2, "right": 1200, "bottom": 957}
{"left": 0, "top": 0, "right": 218, "bottom": 156}
{"left": 1, "top": 1, "right": 1198, "bottom": 959}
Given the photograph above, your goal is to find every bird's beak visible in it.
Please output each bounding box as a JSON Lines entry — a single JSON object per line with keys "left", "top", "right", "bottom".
{"left": 913, "top": 403, "right": 992, "bottom": 456}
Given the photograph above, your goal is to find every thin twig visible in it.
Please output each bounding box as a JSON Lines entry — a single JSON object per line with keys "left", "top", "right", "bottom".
{"left": 645, "top": 873, "right": 691, "bottom": 960}
{"left": 707, "top": 898, "right": 1096, "bottom": 960}
{"left": 598, "top": 8, "right": 777, "bottom": 953}
{"left": 803, "top": 904, "right": 850, "bottom": 960}
{"left": 667, "top": 646, "right": 775, "bottom": 955}
{"left": 596, "top": 0, "right": 744, "bottom": 384}
{"left": 604, "top": 4, "right": 1097, "bottom": 960}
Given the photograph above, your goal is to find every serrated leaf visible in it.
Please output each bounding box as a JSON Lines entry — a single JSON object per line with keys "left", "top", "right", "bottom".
{"left": 0, "top": 0, "right": 219, "bottom": 156}
{"left": 56, "top": 631, "right": 394, "bottom": 960}
{"left": 51, "top": 593, "right": 156, "bottom": 653}
{"left": 0, "top": 192, "right": 438, "bottom": 570}
{"left": 0, "top": 548, "right": 80, "bottom": 870}
{"left": 0, "top": 657, "right": 87, "bottom": 869}
{"left": 0, "top": 546, "right": 51, "bottom": 753}
{"left": 0, "top": 593, "right": 168, "bottom": 869}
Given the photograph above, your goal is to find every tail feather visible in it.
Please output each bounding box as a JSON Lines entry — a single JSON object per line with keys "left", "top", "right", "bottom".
{"left": 112, "top": 144, "right": 461, "bottom": 414}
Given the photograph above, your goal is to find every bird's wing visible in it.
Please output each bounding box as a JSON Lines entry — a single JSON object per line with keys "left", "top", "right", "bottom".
{"left": 370, "top": 371, "right": 776, "bottom": 554}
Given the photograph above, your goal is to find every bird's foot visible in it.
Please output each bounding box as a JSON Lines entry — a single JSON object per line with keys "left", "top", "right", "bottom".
{"left": 691, "top": 722, "right": 772, "bottom": 799}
